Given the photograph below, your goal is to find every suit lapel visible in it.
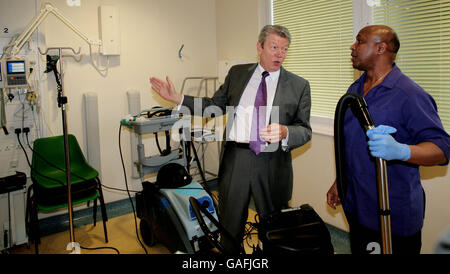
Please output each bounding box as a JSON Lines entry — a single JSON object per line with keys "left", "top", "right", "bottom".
{"left": 272, "top": 66, "right": 287, "bottom": 108}
{"left": 269, "top": 67, "right": 288, "bottom": 124}
{"left": 231, "top": 63, "right": 258, "bottom": 107}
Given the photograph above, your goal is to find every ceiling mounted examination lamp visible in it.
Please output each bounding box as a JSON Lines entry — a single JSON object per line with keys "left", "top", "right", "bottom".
{"left": 1, "top": 2, "right": 114, "bottom": 76}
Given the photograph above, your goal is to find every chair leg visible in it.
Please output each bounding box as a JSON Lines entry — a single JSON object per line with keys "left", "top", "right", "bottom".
{"left": 25, "top": 186, "right": 40, "bottom": 254}
{"left": 25, "top": 187, "right": 33, "bottom": 242}
{"left": 100, "top": 201, "right": 108, "bottom": 243}
{"left": 30, "top": 199, "right": 40, "bottom": 254}
{"left": 25, "top": 187, "right": 31, "bottom": 233}
{"left": 93, "top": 197, "right": 98, "bottom": 227}
{"left": 99, "top": 198, "right": 108, "bottom": 243}
{"left": 96, "top": 179, "right": 108, "bottom": 243}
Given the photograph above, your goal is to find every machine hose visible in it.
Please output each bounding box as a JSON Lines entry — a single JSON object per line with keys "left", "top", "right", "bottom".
{"left": 333, "top": 92, "right": 374, "bottom": 204}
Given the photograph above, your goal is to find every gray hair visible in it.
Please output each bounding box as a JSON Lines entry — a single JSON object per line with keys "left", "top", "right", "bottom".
{"left": 258, "top": 25, "right": 291, "bottom": 47}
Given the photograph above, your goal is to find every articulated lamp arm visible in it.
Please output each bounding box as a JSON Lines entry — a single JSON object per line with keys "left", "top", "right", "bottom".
{"left": 6, "top": 2, "right": 102, "bottom": 57}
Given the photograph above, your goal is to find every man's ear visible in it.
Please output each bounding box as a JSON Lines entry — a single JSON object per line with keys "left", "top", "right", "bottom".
{"left": 377, "top": 42, "right": 388, "bottom": 54}
{"left": 257, "top": 42, "right": 263, "bottom": 55}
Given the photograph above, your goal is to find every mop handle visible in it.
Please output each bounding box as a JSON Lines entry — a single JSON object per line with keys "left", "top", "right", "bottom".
{"left": 366, "top": 125, "right": 392, "bottom": 254}
{"left": 375, "top": 156, "right": 393, "bottom": 254}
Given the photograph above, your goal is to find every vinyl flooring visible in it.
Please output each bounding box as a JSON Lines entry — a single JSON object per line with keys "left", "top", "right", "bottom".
{"left": 8, "top": 210, "right": 260, "bottom": 255}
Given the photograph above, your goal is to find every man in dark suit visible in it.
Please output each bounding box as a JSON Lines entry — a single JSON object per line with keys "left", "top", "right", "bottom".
{"left": 150, "top": 25, "right": 311, "bottom": 253}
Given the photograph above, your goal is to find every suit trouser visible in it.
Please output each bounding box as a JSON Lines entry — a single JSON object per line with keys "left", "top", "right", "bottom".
{"left": 217, "top": 142, "right": 289, "bottom": 254}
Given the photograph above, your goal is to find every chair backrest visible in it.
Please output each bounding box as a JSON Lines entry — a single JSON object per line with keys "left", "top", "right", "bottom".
{"left": 31, "top": 134, "right": 90, "bottom": 177}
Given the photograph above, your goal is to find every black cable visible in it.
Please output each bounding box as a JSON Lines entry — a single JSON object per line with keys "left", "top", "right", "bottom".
{"left": 154, "top": 132, "right": 164, "bottom": 155}
{"left": 146, "top": 106, "right": 175, "bottom": 156}
{"left": 243, "top": 220, "right": 259, "bottom": 250}
{"left": 242, "top": 214, "right": 261, "bottom": 253}
{"left": 146, "top": 107, "right": 172, "bottom": 156}
{"left": 80, "top": 245, "right": 120, "bottom": 254}
{"left": 100, "top": 184, "right": 140, "bottom": 193}
{"left": 119, "top": 123, "right": 148, "bottom": 254}
{"left": 254, "top": 212, "right": 260, "bottom": 224}
{"left": 16, "top": 131, "right": 31, "bottom": 167}
{"left": 16, "top": 131, "right": 65, "bottom": 186}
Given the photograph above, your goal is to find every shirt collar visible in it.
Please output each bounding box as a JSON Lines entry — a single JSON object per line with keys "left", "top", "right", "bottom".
{"left": 379, "top": 63, "right": 401, "bottom": 89}
{"left": 355, "top": 63, "right": 401, "bottom": 90}
{"left": 257, "top": 63, "right": 280, "bottom": 82}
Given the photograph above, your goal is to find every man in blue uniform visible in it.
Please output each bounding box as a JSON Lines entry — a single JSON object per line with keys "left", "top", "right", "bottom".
{"left": 327, "top": 25, "right": 450, "bottom": 254}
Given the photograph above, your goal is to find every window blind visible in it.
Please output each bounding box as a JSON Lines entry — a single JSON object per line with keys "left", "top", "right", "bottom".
{"left": 272, "top": 0, "right": 355, "bottom": 118}
{"left": 373, "top": 0, "right": 450, "bottom": 131}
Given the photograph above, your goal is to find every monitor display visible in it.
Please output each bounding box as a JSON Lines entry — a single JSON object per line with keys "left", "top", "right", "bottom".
{"left": 7, "top": 61, "right": 26, "bottom": 74}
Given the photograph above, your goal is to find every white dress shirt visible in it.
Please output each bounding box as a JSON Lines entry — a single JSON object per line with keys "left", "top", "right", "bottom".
{"left": 179, "top": 63, "right": 289, "bottom": 147}
{"left": 228, "top": 64, "right": 289, "bottom": 147}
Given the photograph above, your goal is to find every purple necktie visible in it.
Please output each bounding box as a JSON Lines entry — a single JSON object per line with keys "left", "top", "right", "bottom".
{"left": 249, "top": 71, "right": 269, "bottom": 155}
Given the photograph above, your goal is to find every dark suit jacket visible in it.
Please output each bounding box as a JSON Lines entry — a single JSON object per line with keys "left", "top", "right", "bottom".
{"left": 182, "top": 63, "right": 311, "bottom": 204}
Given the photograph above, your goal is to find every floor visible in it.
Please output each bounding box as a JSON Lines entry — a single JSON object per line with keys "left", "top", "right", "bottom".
{"left": 9, "top": 208, "right": 259, "bottom": 254}
{"left": 10, "top": 212, "right": 170, "bottom": 254}
{"left": 9, "top": 212, "right": 350, "bottom": 254}
{"left": 7, "top": 186, "right": 351, "bottom": 254}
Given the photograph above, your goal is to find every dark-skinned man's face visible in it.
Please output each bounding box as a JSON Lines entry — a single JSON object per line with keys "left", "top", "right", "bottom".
{"left": 350, "top": 27, "right": 381, "bottom": 71}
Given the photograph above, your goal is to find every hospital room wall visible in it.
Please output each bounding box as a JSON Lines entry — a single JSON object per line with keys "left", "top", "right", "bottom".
{"left": 1, "top": 0, "right": 219, "bottom": 205}
{"left": 216, "top": 0, "right": 260, "bottom": 62}
{"left": 48, "top": 0, "right": 220, "bottom": 202}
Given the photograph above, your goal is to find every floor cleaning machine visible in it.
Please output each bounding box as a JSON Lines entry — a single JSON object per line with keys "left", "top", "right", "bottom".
{"left": 126, "top": 107, "right": 220, "bottom": 254}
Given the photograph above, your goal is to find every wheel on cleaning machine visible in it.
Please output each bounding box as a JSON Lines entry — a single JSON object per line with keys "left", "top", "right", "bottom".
{"left": 140, "top": 219, "right": 156, "bottom": 246}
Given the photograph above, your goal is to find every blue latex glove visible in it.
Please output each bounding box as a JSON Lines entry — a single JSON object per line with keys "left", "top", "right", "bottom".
{"left": 366, "top": 125, "right": 411, "bottom": 161}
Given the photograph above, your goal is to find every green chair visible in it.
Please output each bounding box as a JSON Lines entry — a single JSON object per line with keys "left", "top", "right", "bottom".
{"left": 26, "top": 134, "right": 108, "bottom": 253}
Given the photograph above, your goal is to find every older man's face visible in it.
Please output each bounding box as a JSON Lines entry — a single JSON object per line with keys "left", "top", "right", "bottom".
{"left": 257, "top": 33, "right": 289, "bottom": 72}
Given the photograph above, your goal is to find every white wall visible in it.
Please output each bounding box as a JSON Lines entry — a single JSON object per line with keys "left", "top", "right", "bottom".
{"left": 216, "top": 0, "right": 260, "bottom": 62}
{"left": 0, "top": 0, "right": 218, "bottom": 206}
{"left": 42, "top": 0, "right": 218, "bottom": 203}
{"left": 46, "top": 0, "right": 217, "bottom": 202}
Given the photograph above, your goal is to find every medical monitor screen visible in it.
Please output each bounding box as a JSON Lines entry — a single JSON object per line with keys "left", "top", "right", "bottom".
{"left": 7, "top": 61, "right": 26, "bottom": 74}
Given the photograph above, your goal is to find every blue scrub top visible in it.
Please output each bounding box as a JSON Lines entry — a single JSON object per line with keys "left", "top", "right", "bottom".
{"left": 343, "top": 64, "right": 450, "bottom": 237}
